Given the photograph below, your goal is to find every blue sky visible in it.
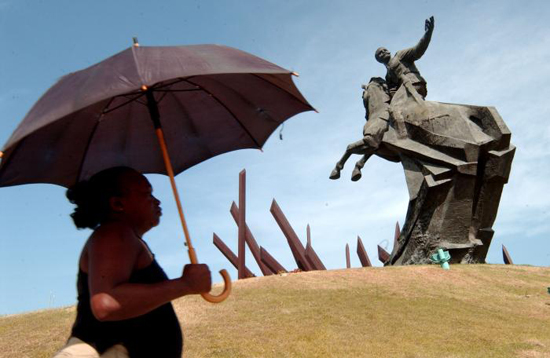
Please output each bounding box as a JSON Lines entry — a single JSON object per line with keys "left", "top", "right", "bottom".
{"left": 1, "top": 0, "right": 549, "bottom": 315}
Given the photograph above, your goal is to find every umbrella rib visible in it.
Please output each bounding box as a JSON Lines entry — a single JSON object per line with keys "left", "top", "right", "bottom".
{"left": 152, "top": 78, "right": 187, "bottom": 90}
{"left": 74, "top": 120, "right": 101, "bottom": 185}
{"left": 74, "top": 97, "right": 117, "bottom": 185}
{"left": 154, "top": 89, "right": 202, "bottom": 93}
{"left": 102, "top": 93, "right": 146, "bottom": 115}
{"left": 156, "top": 90, "right": 169, "bottom": 105}
{"left": 147, "top": 78, "right": 200, "bottom": 105}
{"left": 251, "top": 73, "right": 314, "bottom": 110}
{"left": 183, "top": 78, "right": 262, "bottom": 149}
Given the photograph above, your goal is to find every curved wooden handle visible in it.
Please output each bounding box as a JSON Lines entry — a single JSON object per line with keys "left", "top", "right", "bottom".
{"left": 201, "top": 269, "right": 231, "bottom": 303}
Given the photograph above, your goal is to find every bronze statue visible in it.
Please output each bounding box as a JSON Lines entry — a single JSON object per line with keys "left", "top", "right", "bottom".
{"left": 330, "top": 16, "right": 515, "bottom": 266}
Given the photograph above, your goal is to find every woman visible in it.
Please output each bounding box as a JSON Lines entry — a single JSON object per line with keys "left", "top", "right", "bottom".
{"left": 54, "top": 166, "right": 211, "bottom": 357}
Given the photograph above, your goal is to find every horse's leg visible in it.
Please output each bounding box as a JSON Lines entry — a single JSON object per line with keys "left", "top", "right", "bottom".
{"left": 351, "top": 139, "right": 378, "bottom": 182}
{"left": 330, "top": 139, "right": 367, "bottom": 180}
{"left": 351, "top": 153, "right": 373, "bottom": 181}
{"left": 329, "top": 151, "right": 352, "bottom": 179}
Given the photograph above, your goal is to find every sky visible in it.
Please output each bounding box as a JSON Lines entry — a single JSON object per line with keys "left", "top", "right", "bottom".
{"left": 1, "top": 0, "right": 549, "bottom": 315}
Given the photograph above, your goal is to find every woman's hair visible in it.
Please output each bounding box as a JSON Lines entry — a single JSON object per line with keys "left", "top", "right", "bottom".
{"left": 66, "top": 166, "right": 136, "bottom": 229}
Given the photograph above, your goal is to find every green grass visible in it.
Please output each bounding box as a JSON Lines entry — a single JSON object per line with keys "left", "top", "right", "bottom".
{"left": 2, "top": 264, "right": 549, "bottom": 357}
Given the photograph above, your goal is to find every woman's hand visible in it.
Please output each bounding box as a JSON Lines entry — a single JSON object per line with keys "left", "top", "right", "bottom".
{"left": 181, "top": 264, "right": 212, "bottom": 294}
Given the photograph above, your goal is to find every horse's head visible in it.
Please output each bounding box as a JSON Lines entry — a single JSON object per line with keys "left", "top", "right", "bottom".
{"left": 366, "top": 77, "right": 390, "bottom": 105}
{"left": 367, "top": 77, "right": 387, "bottom": 91}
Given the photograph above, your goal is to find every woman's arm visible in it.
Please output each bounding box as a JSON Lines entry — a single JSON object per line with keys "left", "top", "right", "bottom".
{"left": 87, "top": 225, "right": 211, "bottom": 321}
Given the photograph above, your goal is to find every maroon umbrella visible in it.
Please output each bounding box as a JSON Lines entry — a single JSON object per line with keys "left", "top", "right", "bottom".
{"left": 0, "top": 42, "right": 314, "bottom": 302}
{"left": 0, "top": 44, "right": 313, "bottom": 187}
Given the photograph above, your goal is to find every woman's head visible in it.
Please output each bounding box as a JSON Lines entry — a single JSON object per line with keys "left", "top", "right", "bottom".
{"left": 66, "top": 167, "right": 161, "bottom": 231}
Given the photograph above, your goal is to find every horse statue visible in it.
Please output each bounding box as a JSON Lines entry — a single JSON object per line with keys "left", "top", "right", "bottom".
{"left": 329, "top": 77, "right": 398, "bottom": 182}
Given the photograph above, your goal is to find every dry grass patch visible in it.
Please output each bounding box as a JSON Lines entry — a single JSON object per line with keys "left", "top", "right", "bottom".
{"left": 176, "top": 265, "right": 550, "bottom": 358}
{"left": 0, "top": 307, "right": 75, "bottom": 357}
{"left": 1, "top": 264, "right": 549, "bottom": 357}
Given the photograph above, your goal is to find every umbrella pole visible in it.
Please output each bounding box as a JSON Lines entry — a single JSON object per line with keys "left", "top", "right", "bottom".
{"left": 154, "top": 127, "right": 196, "bottom": 258}
{"left": 144, "top": 88, "right": 231, "bottom": 303}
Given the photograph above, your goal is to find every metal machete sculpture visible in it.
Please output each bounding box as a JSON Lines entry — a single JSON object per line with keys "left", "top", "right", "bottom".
{"left": 330, "top": 17, "right": 515, "bottom": 265}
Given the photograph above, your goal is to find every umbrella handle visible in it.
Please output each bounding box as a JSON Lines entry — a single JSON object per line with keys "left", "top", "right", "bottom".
{"left": 200, "top": 269, "right": 232, "bottom": 303}
{"left": 188, "top": 247, "right": 231, "bottom": 303}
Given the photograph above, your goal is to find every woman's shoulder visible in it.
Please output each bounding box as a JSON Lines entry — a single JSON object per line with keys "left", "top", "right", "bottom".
{"left": 80, "top": 224, "right": 140, "bottom": 273}
{"left": 86, "top": 223, "right": 153, "bottom": 270}
{"left": 87, "top": 223, "right": 142, "bottom": 255}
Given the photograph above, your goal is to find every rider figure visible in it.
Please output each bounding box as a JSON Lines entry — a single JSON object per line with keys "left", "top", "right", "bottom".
{"left": 375, "top": 16, "right": 434, "bottom": 100}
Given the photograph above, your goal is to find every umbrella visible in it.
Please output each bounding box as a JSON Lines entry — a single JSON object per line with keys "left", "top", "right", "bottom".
{"left": 0, "top": 41, "right": 315, "bottom": 303}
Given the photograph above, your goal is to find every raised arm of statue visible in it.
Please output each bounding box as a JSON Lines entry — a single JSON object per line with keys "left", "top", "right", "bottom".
{"left": 397, "top": 16, "right": 434, "bottom": 62}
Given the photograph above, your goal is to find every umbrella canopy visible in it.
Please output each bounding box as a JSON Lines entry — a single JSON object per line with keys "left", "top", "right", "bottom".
{"left": 0, "top": 44, "right": 314, "bottom": 188}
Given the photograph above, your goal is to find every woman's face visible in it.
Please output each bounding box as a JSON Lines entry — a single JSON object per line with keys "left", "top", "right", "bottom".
{"left": 116, "top": 172, "right": 162, "bottom": 232}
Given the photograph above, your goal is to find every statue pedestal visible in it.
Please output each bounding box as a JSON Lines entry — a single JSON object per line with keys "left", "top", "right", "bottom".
{"left": 382, "top": 84, "right": 515, "bottom": 265}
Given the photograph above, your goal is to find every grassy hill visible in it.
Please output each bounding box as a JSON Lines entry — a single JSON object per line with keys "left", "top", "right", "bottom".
{"left": 1, "top": 264, "right": 549, "bottom": 357}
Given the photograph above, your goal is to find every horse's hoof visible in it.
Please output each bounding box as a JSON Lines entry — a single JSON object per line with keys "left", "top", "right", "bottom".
{"left": 351, "top": 168, "right": 362, "bottom": 181}
{"left": 329, "top": 168, "right": 341, "bottom": 180}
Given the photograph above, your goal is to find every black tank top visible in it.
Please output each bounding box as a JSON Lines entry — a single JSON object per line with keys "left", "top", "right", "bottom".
{"left": 71, "top": 259, "right": 183, "bottom": 357}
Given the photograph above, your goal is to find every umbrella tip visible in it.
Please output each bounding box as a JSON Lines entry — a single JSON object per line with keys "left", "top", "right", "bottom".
{"left": 291, "top": 71, "right": 299, "bottom": 77}
{"left": 133, "top": 37, "right": 139, "bottom": 47}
